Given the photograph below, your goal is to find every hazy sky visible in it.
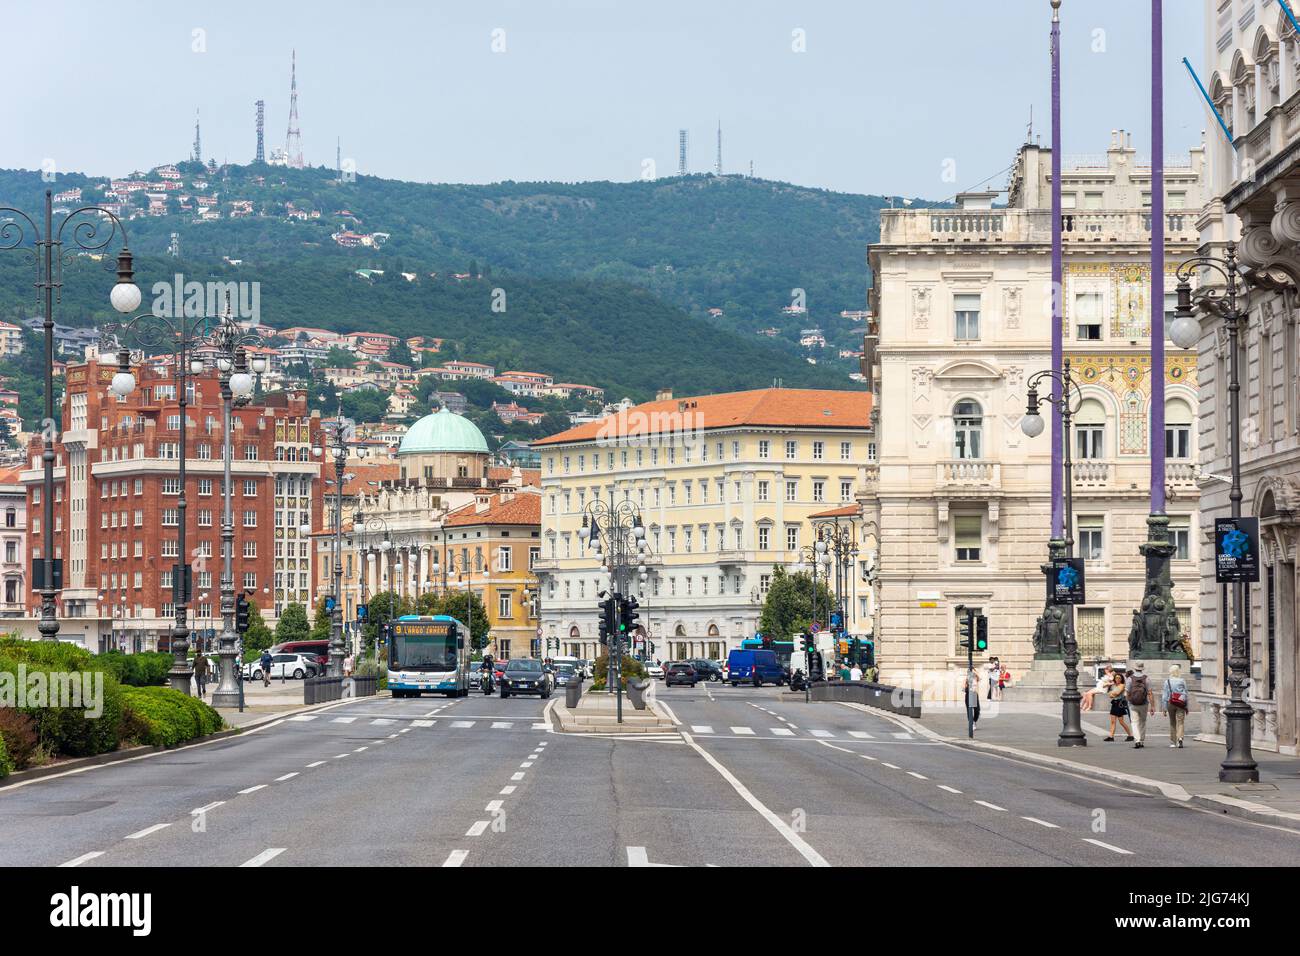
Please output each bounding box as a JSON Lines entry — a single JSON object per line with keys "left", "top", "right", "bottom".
{"left": 1, "top": 0, "right": 1207, "bottom": 199}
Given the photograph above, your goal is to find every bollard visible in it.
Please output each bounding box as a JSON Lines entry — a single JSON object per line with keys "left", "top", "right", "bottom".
{"left": 627, "top": 678, "right": 650, "bottom": 711}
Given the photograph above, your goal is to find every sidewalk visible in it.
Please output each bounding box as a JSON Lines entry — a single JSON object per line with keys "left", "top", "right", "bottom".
{"left": 199, "top": 677, "right": 323, "bottom": 730}
{"left": 875, "top": 701, "right": 1300, "bottom": 826}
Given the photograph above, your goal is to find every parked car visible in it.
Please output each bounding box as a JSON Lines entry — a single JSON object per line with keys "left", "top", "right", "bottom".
{"left": 725, "top": 649, "right": 785, "bottom": 687}
{"left": 272, "top": 640, "right": 330, "bottom": 673}
{"left": 243, "top": 652, "right": 317, "bottom": 681}
{"left": 689, "top": 658, "right": 724, "bottom": 682}
{"left": 500, "top": 658, "right": 553, "bottom": 698}
{"left": 645, "top": 661, "right": 665, "bottom": 679}
{"left": 665, "top": 662, "right": 698, "bottom": 687}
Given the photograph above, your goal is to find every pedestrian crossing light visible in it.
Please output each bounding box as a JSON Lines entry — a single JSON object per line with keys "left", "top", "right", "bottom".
{"left": 975, "top": 615, "right": 988, "bottom": 652}
{"left": 620, "top": 595, "right": 640, "bottom": 636}
{"left": 235, "top": 594, "right": 251, "bottom": 634}
{"left": 958, "top": 610, "right": 973, "bottom": 649}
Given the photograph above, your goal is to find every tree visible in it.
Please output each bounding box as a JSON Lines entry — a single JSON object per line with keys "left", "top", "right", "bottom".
{"left": 274, "top": 602, "right": 311, "bottom": 644}
{"left": 386, "top": 338, "right": 414, "bottom": 367}
{"left": 537, "top": 411, "right": 571, "bottom": 438}
{"left": 323, "top": 346, "right": 356, "bottom": 368}
{"left": 362, "top": 590, "right": 409, "bottom": 658}
{"left": 243, "top": 600, "right": 275, "bottom": 657}
{"left": 309, "top": 597, "right": 332, "bottom": 642}
{"left": 757, "top": 566, "right": 833, "bottom": 640}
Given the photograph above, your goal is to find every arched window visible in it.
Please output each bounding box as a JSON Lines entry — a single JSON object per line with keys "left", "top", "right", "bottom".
{"left": 953, "top": 400, "right": 982, "bottom": 459}
{"left": 1075, "top": 399, "right": 1106, "bottom": 459}
{"left": 1165, "top": 398, "right": 1193, "bottom": 459}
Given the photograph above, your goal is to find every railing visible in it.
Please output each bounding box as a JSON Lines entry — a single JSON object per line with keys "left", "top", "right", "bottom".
{"left": 883, "top": 208, "right": 1198, "bottom": 245}
{"left": 936, "top": 460, "right": 1000, "bottom": 489}
{"left": 1166, "top": 461, "right": 1198, "bottom": 486}
{"left": 303, "top": 674, "right": 378, "bottom": 704}
{"left": 1073, "top": 460, "right": 1112, "bottom": 487}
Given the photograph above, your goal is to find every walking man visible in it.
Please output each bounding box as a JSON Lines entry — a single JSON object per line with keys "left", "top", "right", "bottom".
{"left": 1126, "top": 662, "right": 1151, "bottom": 749}
{"left": 192, "top": 652, "right": 210, "bottom": 697}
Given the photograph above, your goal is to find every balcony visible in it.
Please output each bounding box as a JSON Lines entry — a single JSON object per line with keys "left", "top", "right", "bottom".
{"left": 879, "top": 208, "right": 1199, "bottom": 247}
{"left": 1070, "top": 459, "right": 1199, "bottom": 492}
{"left": 935, "top": 460, "right": 1000, "bottom": 493}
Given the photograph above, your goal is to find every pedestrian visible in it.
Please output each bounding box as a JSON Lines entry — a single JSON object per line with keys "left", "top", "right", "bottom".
{"left": 964, "top": 667, "right": 981, "bottom": 725}
{"left": 999, "top": 663, "right": 1011, "bottom": 694}
{"left": 259, "top": 648, "right": 273, "bottom": 687}
{"left": 1082, "top": 663, "right": 1114, "bottom": 712}
{"left": 1163, "top": 663, "right": 1189, "bottom": 748}
{"left": 343, "top": 653, "right": 354, "bottom": 678}
{"left": 192, "top": 652, "right": 210, "bottom": 697}
{"left": 1125, "top": 661, "right": 1152, "bottom": 749}
{"left": 985, "top": 657, "right": 1001, "bottom": 701}
{"left": 849, "top": 662, "right": 863, "bottom": 682}
{"left": 1103, "top": 670, "right": 1134, "bottom": 741}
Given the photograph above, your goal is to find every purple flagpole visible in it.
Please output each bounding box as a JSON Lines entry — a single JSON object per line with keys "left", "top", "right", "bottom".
{"left": 1150, "top": 0, "right": 1166, "bottom": 513}
{"left": 1050, "top": 1, "right": 1063, "bottom": 540}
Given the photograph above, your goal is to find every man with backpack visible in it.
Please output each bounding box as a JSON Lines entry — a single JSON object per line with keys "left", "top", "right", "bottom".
{"left": 1126, "top": 662, "right": 1152, "bottom": 749}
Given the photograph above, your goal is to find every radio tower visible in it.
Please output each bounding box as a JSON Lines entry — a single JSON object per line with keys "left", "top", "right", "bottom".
{"left": 285, "top": 50, "right": 303, "bottom": 169}
{"left": 715, "top": 120, "right": 722, "bottom": 176}
{"left": 192, "top": 109, "right": 202, "bottom": 164}
{"left": 254, "top": 100, "right": 265, "bottom": 163}
{"left": 678, "top": 129, "right": 688, "bottom": 176}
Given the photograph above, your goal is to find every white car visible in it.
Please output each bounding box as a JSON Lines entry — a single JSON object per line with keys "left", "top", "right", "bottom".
{"left": 645, "top": 661, "right": 665, "bottom": 679}
{"left": 243, "top": 652, "right": 317, "bottom": 681}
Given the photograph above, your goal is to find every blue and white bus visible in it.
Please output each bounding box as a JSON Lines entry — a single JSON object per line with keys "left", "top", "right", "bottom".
{"left": 387, "top": 615, "right": 470, "bottom": 698}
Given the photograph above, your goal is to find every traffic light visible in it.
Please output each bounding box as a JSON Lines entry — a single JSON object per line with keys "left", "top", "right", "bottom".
{"left": 975, "top": 615, "right": 989, "bottom": 652}
{"left": 849, "top": 636, "right": 860, "bottom": 665}
{"left": 958, "top": 609, "right": 973, "bottom": 649}
{"left": 799, "top": 634, "right": 811, "bottom": 653}
{"left": 235, "top": 594, "right": 251, "bottom": 634}
{"left": 861, "top": 638, "right": 875, "bottom": 668}
{"left": 620, "top": 595, "right": 640, "bottom": 637}
{"left": 598, "top": 595, "right": 615, "bottom": 646}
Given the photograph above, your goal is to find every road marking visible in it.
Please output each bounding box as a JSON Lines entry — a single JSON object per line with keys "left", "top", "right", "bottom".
{"left": 370, "top": 718, "right": 396, "bottom": 726}
{"left": 59, "top": 852, "right": 103, "bottom": 867}
{"left": 532, "top": 722, "right": 550, "bottom": 730}
{"left": 500, "top": 786, "right": 517, "bottom": 795}
{"left": 451, "top": 720, "right": 476, "bottom": 728}
{"left": 848, "top": 731, "right": 873, "bottom": 739}
{"left": 974, "top": 800, "right": 1008, "bottom": 812}
{"left": 422, "top": 707, "right": 445, "bottom": 717}
{"left": 520, "top": 761, "right": 534, "bottom": 768}
{"left": 680, "top": 731, "right": 829, "bottom": 868}
{"left": 239, "top": 784, "right": 267, "bottom": 794}
{"left": 691, "top": 725, "right": 715, "bottom": 734}
{"left": 240, "top": 848, "right": 285, "bottom": 867}
{"left": 466, "top": 820, "right": 489, "bottom": 837}
{"left": 288, "top": 715, "right": 318, "bottom": 722}
{"left": 485, "top": 800, "right": 504, "bottom": 813}
{"left": 334, "top": 753, "right": 350, "bottom": 759}
{"left": 627, "top": 846, "right": 675, "bottom": 867}
{"left": 861, "top": 754, "right": 878, "bottom": 761}
{"left": 491, "top": 721, "right": 514, "bottom": 729}
{"left": 354, "top": 746, "right": 368, "bottom": 752}
{"left": 881, "top": 762, "right": 900, "bottom": 769}
{"left": 809, "top": 729, "right": 835, "bottom": 738}
{"left": 276, "top": 772, "right": 299, "bottom": 782}
{"left": 388, "top": 733, "right": 399, "bottom": 739}
{"left": 192, "top": 801, "right": 225, "bottom": 815}
{"left": 730, "top": 726, "right": 755, "bottom": 735}
{"left": 770, "top": 728, "right": 795, "bottom": 736}
{"left": 332, "top": 716, "right": 357, "bottom": 724}
{"left": 1022, "top": 817, "right": 1060, "bottom": 829}
{"left": 443, "top": 850, "right": 468, "bottom": 867}
{"left": 411, "top": 719, "right": 435, "bottom": 727}
{"left": 372, "top": 740, "right": 387, "bottom": 745}
{"left": 891, "top": 732, "right": 913, "bottom": 739}
{"left": 907, "top": 771, "right": 928, "bottom": 780}
{"left": 1082, "top": 838, "right": 1133, "bottom": 855}
{"left": 511, "top": 772, "right": 525, "bottom": 781}
{"left": 126, "top": 823, "right": 170, "bottom": 840}
{"left": 537, "top": 740, "right": 548, "bottom": 747}
{"left": 399, "top": 728, "right": 412, "bottom": 734}
{"left": 306, "top": 761, "right": 326, "bottom": 768}
{"left": 937, "top": 785, "right": 963, "bottom": 794}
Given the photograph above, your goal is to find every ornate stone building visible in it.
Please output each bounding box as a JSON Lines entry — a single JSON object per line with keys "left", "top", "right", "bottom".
{"left": 1194, "top": 0, "right": 1300, "bottom": 753}
{"left": 866, "top": 134, "right": 1205, "bottom": 699}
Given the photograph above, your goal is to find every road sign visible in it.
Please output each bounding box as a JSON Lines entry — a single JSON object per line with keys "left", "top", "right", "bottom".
{"left": 1215, "top": 516, "right": 1260, "bottom": 583}
{"left": 1048, "top": 557, "right": 1086, "bottom": 605}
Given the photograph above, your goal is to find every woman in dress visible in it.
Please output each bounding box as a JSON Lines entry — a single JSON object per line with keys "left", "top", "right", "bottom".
{"left": 1103, "top": 670, "right": 1134, "bottom": 742}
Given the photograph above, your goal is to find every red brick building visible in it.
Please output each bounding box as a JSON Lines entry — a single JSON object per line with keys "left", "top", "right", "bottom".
{"left": 22, "top": 357, "right": 322, "bottom": 651}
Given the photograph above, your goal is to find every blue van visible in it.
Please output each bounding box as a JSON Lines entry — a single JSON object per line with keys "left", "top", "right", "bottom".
{"left": 726, "top": 649, "right": 785, "bottom": 687}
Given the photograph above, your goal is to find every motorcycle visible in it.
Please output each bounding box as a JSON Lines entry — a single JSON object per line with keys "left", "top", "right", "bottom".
{"left": 480, "top": 670, "right": 494, "bottom": 695}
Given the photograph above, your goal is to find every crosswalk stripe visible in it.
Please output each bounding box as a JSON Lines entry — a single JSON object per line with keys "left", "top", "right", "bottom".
{"left": 370, "top": 718, "right": 396, "bottom": 726}
{"left": 443, "top": 850, "right": 468, "bottom": 867}
{"left": 466, "top": 821, "right": 489, "bottom": 837}
{"left": 332, "top": 716, "right": 357, "bottom": 724}
{"left": 770, "top": 728, "right": 795, "bottom": 736}
{"left": 848, "top": 731, "right": 873, "bottom": 739}
{"left": 809, "top": 729, "right": 834, "bottom": 738}
{"left": 690, "top": 725, "right": 714, "bottom": 734}
{"left": 891, "top": 732, "right": 913, "bottom": 739}
{"left": 411, "top": 719, "right": 435, "bottom": 727}
{"left": 288, "top": 715, "right": 318, "bottom": 722}
{"left": 491, "top": 722, "right": 514, "bottom": 729}
{"left": 451, "top": 720, "right": 475, "bottom": 728}
{"left": 730, "top": 727, "right": 755, "bottom": 735}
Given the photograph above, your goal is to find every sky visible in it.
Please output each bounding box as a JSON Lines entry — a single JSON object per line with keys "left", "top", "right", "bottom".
{"left": 0, "top": 0, "right": 1208, "bottom": 200}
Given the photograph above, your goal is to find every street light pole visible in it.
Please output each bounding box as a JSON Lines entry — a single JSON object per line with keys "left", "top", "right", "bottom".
{"left": 312, "top": 401, "right": 352, "bottom": 678}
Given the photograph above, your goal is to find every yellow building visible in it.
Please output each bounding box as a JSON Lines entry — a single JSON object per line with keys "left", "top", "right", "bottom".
{"left": 534, "top": 387, "right": 874, "bottom": 661}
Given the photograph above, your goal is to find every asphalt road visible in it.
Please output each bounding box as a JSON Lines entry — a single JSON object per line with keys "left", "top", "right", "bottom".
{"left": 2, "top": 681, "right": 1297, "bottom": 867}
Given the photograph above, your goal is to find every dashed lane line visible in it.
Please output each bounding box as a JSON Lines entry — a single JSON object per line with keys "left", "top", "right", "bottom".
{"left": 500, "top": 786, "right": 517, "bottom": 795}
{"left": 443, "top": 850, "right": 468, "bottom": 867}
{"left": 1023, "top": 817, "right": 1060, "bottom": 829}
{"left": 907, "top": 772, "right": 928, "bottom": 780}
{"left": 485, "top": 800, "right": 504, "bottom": 813}
{"left": 881, "top": 762, "right": 901, "bottom": 770}
{"left": 974, "top": 800, "right": 1008, "bottom": 812}
{"left": 306, "top": 761, "right": 326, "bottom": 768}
{"left": 126, "top": 823, "right": 170, "bottom": 840}
{"left": 511, "top": 772, "right": 525, "bottom": 781}
{"left": 937, "top": 785, "right": 963, "bottom": 794}
{"left": 240, "top": 848, "right": 286, "bottom": 867}
{"left": 466, "top": 820, "right": 489, "bottom": 837}
{"left": 239, "top": 785, "right": 267, "bottom": 795}
{"left": 1083, "top": 838, "right": 1133, "bottom": 855}
{"left": 276, "top": 773, "right": 299, "bottom": 782}
{"left": 59, "top": 852, "right": 104, "bottom": 867}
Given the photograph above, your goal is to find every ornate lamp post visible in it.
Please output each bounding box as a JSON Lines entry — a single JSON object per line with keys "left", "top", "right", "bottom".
{"left": 0, "top": 192, "right": 141, "bottom": 639}
{"left": 312, "top": 401, "right": 357, "bottom": 678}
{"left": 579, "top": 497, "right": 646, "bottom": 721}
{"left": 1168, "top": 244, "right": 1261, "bottom": 783}
{"left": 813, "top": 516, "right": 859, "bottom": 637}
{"left": 1021, "top": 359, "right": 1087, "bottom": 746}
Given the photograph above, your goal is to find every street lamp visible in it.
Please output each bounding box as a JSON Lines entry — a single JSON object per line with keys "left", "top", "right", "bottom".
{"left": 1022, "top": 358, "right": 1087, "bottom": 747}
{"left": 813, "top": 516, "right": 859, "bottom": 640}
{"left": 0, "top": 193, "right": 139, "bottom": 639}
{"left": 1169, "top": 242, "right": 1264, "bottom": 783}
{"left": 580, "top": 496, "right": 648, "bottom": 723}
{"left": 312, "top": 400, "right": 355, "bottom": 678}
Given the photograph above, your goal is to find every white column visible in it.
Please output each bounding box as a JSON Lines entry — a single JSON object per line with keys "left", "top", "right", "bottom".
{"left": 1256, "top": 63, "right": 1266, "bottom": 117}
{"left": 1281, "top": 42, "right": 1292, "bottom": 103}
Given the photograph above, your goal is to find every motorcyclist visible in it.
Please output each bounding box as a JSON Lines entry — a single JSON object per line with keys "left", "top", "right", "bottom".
{"left": 479, "top": 654, "right": 495, "bottom": 694}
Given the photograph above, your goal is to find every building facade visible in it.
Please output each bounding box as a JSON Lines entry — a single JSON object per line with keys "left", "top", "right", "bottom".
{"left": 1195, "top": 0, "right": 1300, "bottom": 753}
{"left": 0, "top": 465, "right": 26, "bottom": 617}
{"left": 867, "top": 135, "right": 1205, "bottom": 699}
{"left": 534, "top": 388, "right": 873, "bottom": 662}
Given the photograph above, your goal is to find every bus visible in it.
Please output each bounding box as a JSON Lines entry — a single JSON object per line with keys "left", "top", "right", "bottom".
{"left": 742, "top": 637, "right": 795, "bottom": 672}
{"left": 387, "top": 614, "right": 470, "bottom": 698}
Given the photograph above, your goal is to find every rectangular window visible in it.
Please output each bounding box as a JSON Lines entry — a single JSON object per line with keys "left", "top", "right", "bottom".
{"left": 785, "top": 440, "right": 797, "bottom": 459}
{"left": 785, "top": 480, "right": 797, "bottom": 502}
{"left": 786, "top": 526, "right": 799, "bottom": 551}
{"left": 758, "top": 440, "right": 770, "bottom": 460}
{"left": 161, "top": 509, "right": 179, "bottom": 527}
{"left": 199, "top": 479, "right": 212, "bottom": 496}
{"left": 243, "top": 540, "right": 257, "bottom": 558}
{"left": 1077, "top": 516, "right": 1104, "bottom": 561}
{"left": 757, "top": 480, "right": 769, "bottom": 501}
{"left": 840, "top": 480, "right": 853, "bottom": 502}
{"left": 840, "top": 441, "right": 852, "bottom": 461}
{"left": 812, "top": 480, "right": 825, "bottom": 502}
{"left": 243, "top": 479, "right": 257, "bottom": 496}
{"left": 1074, "top": 292, "right": 1103, "bottom": 341}
{"left": 954, "top": 515, "right": 981, "bottom": 562}
{"left": 1165, "top": 423, "right": 1191, "bottom": 459}
{"left": 499, "top": 591, "right": 513, "bottom": 619}
{"left": 198, "top": 509, "right": 212, "bottom": 527}
{"left": 497, "top": 546, "right": 512, "bottom": 572}
{"left": 812, "top": 441, "right": 824, "bottom": 460}
{"left": 243, "top": 510, "right": 257, "bottom": 527}
{"left": 954, "top": 293, "right": 981, "bottom": 340}
{"left": 1169, "top": 517, "right": 1191, "bottom": 561}
{"left": 758, "top": 527, "right": 769, "bottom": 550}
{"left": 244, "top": 445, "right": 259, "bottom": 461}
{"left": 162, "top": 478, "right": 180, "bottom": 495}
{"left": 243, "top": 572, "right": 256, "bottom": 590}
{"left": 1076, "top": 426, "right": 1104, "bottom": 459}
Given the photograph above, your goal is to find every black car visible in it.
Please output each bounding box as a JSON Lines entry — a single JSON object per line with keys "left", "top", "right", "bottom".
{"left": 689, "top": 658, "right": 724, "bottom": 682}
{"left": 500, "top": 658, "right": 553, "bottom": 698}
{"left": 665, "top": 662, "right": 698, "bottom": 687}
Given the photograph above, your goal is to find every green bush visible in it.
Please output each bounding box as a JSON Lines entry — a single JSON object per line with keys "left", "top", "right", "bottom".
{"left": 120, "top": 687, "right": 223, "bottom": 748}
{"left": 591, "top": 653, "right": 645, "bottom": 690}
{"left": 98, "top": 651, "right": 173, "bottom": 687}
{"left": 0, "top": 733, "right": 11, "bottom": 778}
{"left": 23, "top": 676, "right": 126, "bottom": 758}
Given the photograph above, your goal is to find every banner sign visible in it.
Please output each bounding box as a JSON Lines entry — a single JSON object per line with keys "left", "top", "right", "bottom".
{"left": 1215, "top": 516, "right": 1260, "bottom": 583}
{"left": 1048, "top": 557, "right": 1086, "bottom": 605}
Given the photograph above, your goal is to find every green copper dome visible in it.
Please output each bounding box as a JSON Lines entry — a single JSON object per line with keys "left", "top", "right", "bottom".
{"left": 398, "top": 407, "right": 489, "bottom": 456}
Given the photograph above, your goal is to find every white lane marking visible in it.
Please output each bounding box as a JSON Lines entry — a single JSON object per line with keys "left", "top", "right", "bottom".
{"left": 306, "top": 761, "right": 326, "bottom": 768}
{"left": 370, "top": 718, "right": 396, "bottom": 726}
{"left": 126, "top": 823, "right": 170, "bottom": 840}
{"left": 532, "top": 722, "right": 550, "bottom": 730}
{"left": 809, "top": 729, "right": 835, "bottom": 738}
{"left": 881, "top": 762, "right": 900, "bottom": 770}
{"left": 937, "top": 785, "right": 963, "bottom": 794}
{"left": 332, "top": 716, "right": 357, "bottom": 724}
{"left": 451, "top": 721, "right": 476, "bottom": 728}
{"left": 691, "top": 725, "right": 715, "bottom": 734}
{"left": 500, "top": 786, "right": 517, "bottom": 795}
{"left": 485, "top": 800, "right": 504, "bottom": 813}
{"left": 907, "top": 771, "right": 928, "bottom": 780}
{"left": 974, "top": 800, "right": 1008, "bottom": 812}
{"left": 288, "top": 715, "right": 318, "bottom": 722}
{"left": 655, "top": 697, "right": 683, "bottom": 726}
{"left": 491, "top": 722, "right": 514, "bottom": 729}
{"left": 891, "top": 732, "right": 913, "bottom": 739}
{"left": 354, "top": 746, "right": 368, "bottom": 752}
{"left": 848, "top": 731, "right": 873, "bottom": 739}
{"left": 411, "top": 719, "right": 435, "bottom": 727}
{"left": 372, "top": 740, "right": 387, "bottom": 745}
{"left": 511, "top": 772, "right": 525, "bottom": 781}
{"left": 334, "top": 753, "right": 350, "bottom": 759}
{"left": 276, "top": 772, "right": 299, "bottom": 782}
{"left": 422, "top": 708, "right": 443, "bottom": 718}
{"left": 861, "top": 754, "right": 878, "bottom": 761}
{"left": 1022, "top": 816, "right": 1060, "bottom": 829}
{"left": 537, "top": 741, "right": 548, "bottom": 747}
{"left": 192, "top": 801, "right": 225, "bottom": 815}
{"left": 59, "top": 852, "right": 104, "bottom": 867}
{"left": 1083, "top": 838, "right": 1133, "bottom": 855}
{"left": 771, "top": 728, "right": 795, "bottom": 737}
{"left": 730, "top": 726, "right": 755, "bottom": 735}
{"left": 466, "top": 820, "right": 489, "bottom": 837}
{"left": 443, "top": 850, "right": 468, "bottom": 867}
{"left": 239, "top": 785, "right": 267, "bottom": 795}
{"left": 399, "top": 728, "right": 412, "bottom": 734}
{"left": 520, "top": 761, "right": 534, "bottom": 768}
{"left": 388, "top": 733, "right": 399, "bottom": 739}
{"left": 240, "top": 848, "right": 286, "bottom": 867}
{"left": 680, "top": 731, "right": 829, "bottom": 868}
{"left": 626, "top": 846, "right": 675, "bottom": 867}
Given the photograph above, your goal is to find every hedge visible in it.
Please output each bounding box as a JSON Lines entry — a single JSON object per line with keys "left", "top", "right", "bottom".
{"left": 591, "top": 653, "right": 646, "bottom": 690}
{"left": 0, "top": 642, "right": 127, "bottom": 759}
{"left": 0, "top": 733, "right": 11, "bottom": 779}
{"left": 120, "top": 687, "right": 223, "bottom": 748}
{"left": 98, "top": 651, "right": 174, "bottom": 687}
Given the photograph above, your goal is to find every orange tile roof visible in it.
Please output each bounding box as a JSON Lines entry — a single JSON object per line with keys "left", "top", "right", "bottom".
{"left": 321, "top": 462, "right": 400, "bottom": 496}
{"left": 534, "top": 388, "right": 872, "bottom": 446}
{"left": 0, "top": 464, "right": 25, "bottom": 485}
{"left": 809, "top": 505, "right": 860, "bottom": 519}
{"left": 443, "top": 492, "right": 541, "bottom": 528}
{"left": 487, "top": 466, "right": 541, "bottom": 487}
